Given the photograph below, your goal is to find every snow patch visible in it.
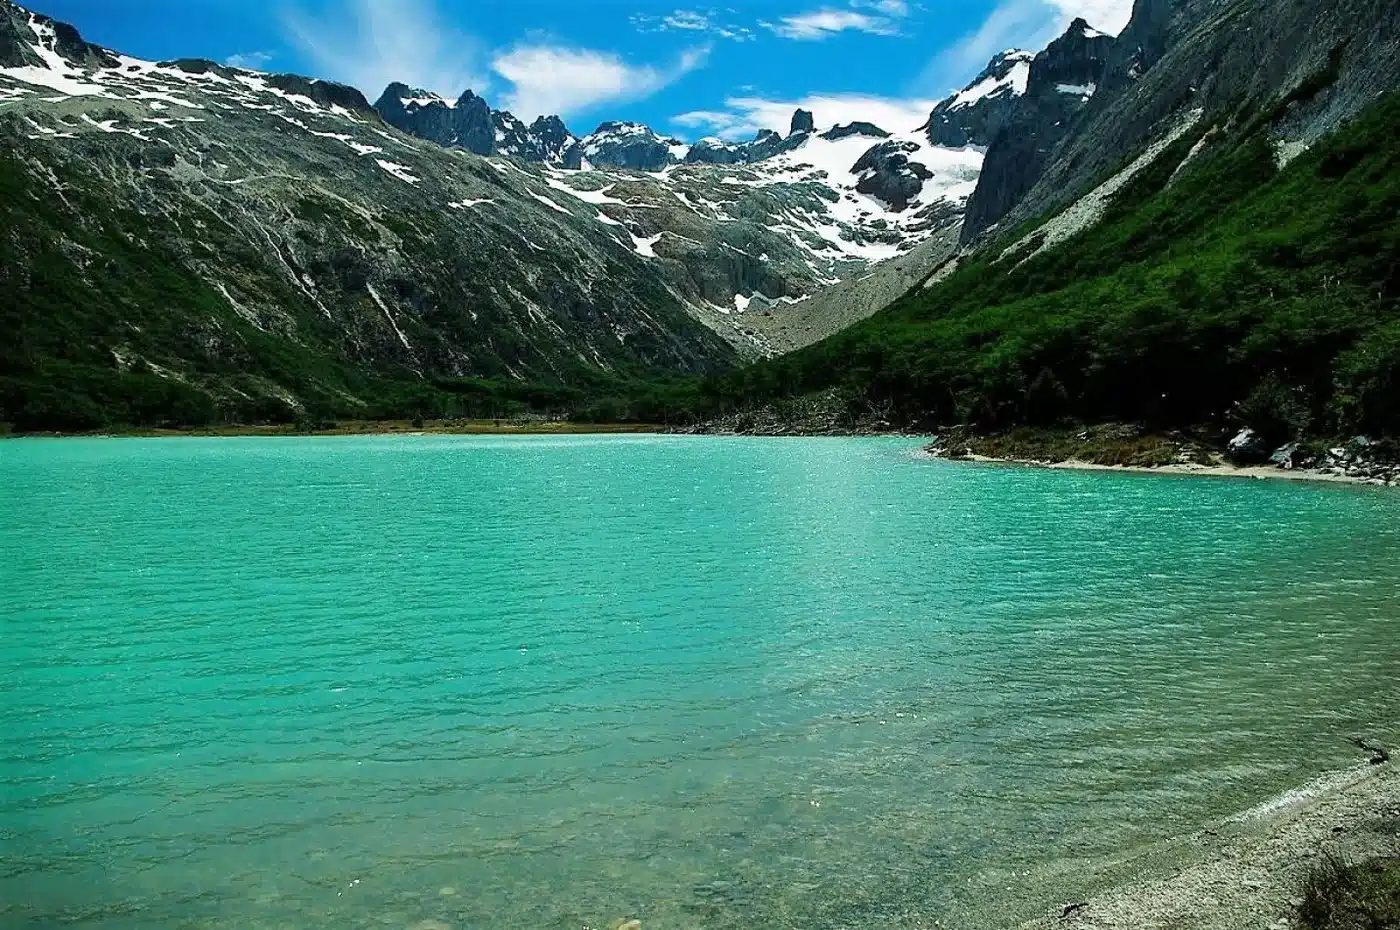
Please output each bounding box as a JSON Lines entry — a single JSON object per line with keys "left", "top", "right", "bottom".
{"left": 947, "top": 58, "right": 1030, "bottom": 110}
{"left": 1056, "top": 83, "right": 1097, "bottom": 97}
{"left": 528, "top": 191, "right": 573, "bottom": 215}
{"left": 376, "top": 160, "right": 420, "bottom": 183}
{"left": 367, "top": 283, "right": 412, "bottom": 350}
{"left": 629, "top": 230, "right": 663, "bottom": 257}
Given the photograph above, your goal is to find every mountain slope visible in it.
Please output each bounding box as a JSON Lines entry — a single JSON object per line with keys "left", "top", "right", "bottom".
{"left": 964, "top": 0, "right": 1400, "bottom": 240}
{"left": 2, "top": 0, "right": 1062, "bottom": 435}
{"left": 632, "top": 85, "right": 1400, "bottom": 441}
{"left": 0, "top": 1, "right": 746, "bottom": 429}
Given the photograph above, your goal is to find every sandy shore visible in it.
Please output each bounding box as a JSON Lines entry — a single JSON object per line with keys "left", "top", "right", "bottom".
{"left": 962, "top": 454, "right": 1395, "bottom": 487}
{"left": 1016, "top": 762, "right": 1398, "bottom": 930}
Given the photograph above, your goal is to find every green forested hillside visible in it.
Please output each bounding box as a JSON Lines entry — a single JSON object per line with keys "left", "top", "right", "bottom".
{"left": 624, "top": 92, "right": 1400, "bottom": 442}
{"left": 0, "top": 141, "right": 701, "bottom": 432}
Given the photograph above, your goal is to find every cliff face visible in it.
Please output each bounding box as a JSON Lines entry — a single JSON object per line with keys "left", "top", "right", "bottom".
{"left": 960, "top": 20, "right": 1116, "bottom": 239}
{"left": 961, "top": 0, "right": 1400, "bottom": 241}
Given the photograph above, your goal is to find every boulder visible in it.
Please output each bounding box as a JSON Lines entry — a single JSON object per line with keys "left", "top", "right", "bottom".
{"left": 1227, "top": 427, "right": 1270, "bottom": 463}
{"left": 1268, "top": 441, "right": 1300, "bottom": 469}
{"left": 852, "top": 141, "right": 933, "bottom": 211}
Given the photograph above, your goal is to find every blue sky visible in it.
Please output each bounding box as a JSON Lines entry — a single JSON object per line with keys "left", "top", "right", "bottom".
{"left": 33, "top": 0, "right": 1133, "bottom": 138}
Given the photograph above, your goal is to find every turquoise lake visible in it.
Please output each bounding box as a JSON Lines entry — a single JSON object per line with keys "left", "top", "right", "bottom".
{"left": 2, "top": 435, "right": 1398, "bottom": 930}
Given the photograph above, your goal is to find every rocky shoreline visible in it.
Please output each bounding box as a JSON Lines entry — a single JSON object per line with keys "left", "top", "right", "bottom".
{"left": 924, "top": 425, "right": 1400, "bottom": 487}
{"left": 1018, "top": 761, "right": 1399, "bottom": 930}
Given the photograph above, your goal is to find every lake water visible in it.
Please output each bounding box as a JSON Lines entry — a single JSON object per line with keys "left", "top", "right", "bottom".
{"left": 2, "top": 435, "right": 1398, "bottom": 930}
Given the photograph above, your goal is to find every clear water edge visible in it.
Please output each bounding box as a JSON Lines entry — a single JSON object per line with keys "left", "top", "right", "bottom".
{"left": 2, "top": 435, "right": 1397, "bottom": 929}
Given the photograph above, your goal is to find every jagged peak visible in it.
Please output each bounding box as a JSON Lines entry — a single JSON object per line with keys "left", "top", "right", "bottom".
{"left": 589, "top": 120, "right": 656, "bottom": 136}
{"left": 530, "top": 114, "right": 568, "bottom": 132}
{"left": 821, "top": 121, "right": 891, "bottom": 141}
{"left": 1048, "top": 15, "right": 1115, "bottom": 45}
{"left": 939, "top": 49, "right": 1033, "bottom": 112}
{"left": 375, "top": 83, "right": 446, "bottom": 110}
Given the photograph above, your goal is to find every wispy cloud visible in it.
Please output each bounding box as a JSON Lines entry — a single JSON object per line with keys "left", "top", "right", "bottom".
{"left": 1045, "top": 0, "right": 1133, "bottom": 33}
{"left": 494, "top": 44, "right": 711, "bottom": 123}
{"left": 673, "top": 93, "right": 937, "bottom": 139}
{"left": 631, "top": 8, "right": 756, "bottom": 41}
{"left": 914, "top": 0, "right": 1057, "bottom": 92}
{"left": 224, "top": 51, "right": 273, "bottom": 71}
{"left": 284, "top": 0, "right": 488, "bottom": 98}
{"left": 762, "top": 0, "right": 911, "bottom": 40}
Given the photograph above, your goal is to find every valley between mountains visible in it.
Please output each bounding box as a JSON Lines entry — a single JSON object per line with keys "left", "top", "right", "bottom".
{"left": 2, "top": 0, "right": 1399, "bottom": 453}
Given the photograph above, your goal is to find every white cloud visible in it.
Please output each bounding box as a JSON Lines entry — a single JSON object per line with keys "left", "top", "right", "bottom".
{"left": 673, "top": 93, "right": 937, "bottom": 140}
{"left": 762, "top": 0, "right": 913, "bottom": 40}
{"left": 224, "top": 51, "right": 273, "bottom": 70}
{"left": 664, "top": 10, "right": 711, "bottom": 30}
{"left": 914, "top": 0, "right": 1057, "bottom": 92}
{"left": 632, "top": 9, "right": 756, "bottom": 41}
{"left": 764, "top": 9, "right": 896, "bottom": 40}
{"left": 493, "top": 44, "right": 710, "bottom": 122}
{"left": 856, "top": 0, "right": 910, "bottom": 14}
{"left": 1045, "top": 0, "right": 1133, "bottom": 33}
{"left": 284, "top": 0, "right": 487, "bottom": 98}
{"left": 913, "top": 0, "right": 1132, "bottom": 95}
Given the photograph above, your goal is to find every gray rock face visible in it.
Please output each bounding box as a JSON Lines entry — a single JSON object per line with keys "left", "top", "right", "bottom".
{"left": 961, "top": 18, "right": 1116, "bottom": 239}
{"left": 577, "top": 121, "right": 681, "bottom": 170}
{"left": 2, "top": 0, "right": 113, "bottom": 68}
{"left": 923, "top": 49, "right": 1035, "bottom": 148}
{"left": 159, "top": 58, "right": 239, "bottom": 80}
{"left": 265, "top": 73, "right": 375, "bottom": 115}
{"left": 0, "top": 5, "right": 751, "bottom": 413}
{"left": 852, "top": 141, "right": 934, "bottom": 211}
{"left": 375, "top": 85, "right": 494, "bottom": 156}
{"left": 822, "top": 121, "right": 890, "bottom": 141}
{"left": 684, "top": 138, "right": 747, "bottom": 165}
{"left": 0, "top": 1, "right": 40, "bottom": 67}
{"left": 964, "top": 0, "right": 1400, "bottom": 242}
{"left": 373, "top": 86, "right": 582, "bottom": 166}
{"left": 527, "top": 115, "right": 583, "bottom": 168}
{"left": 790, "top": 108, "right": 815, "bottom": 135}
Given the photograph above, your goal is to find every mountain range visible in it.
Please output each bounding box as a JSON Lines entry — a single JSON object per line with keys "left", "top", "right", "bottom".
{"left": 2, "top": 0, "right": 1399, "bottom": 437}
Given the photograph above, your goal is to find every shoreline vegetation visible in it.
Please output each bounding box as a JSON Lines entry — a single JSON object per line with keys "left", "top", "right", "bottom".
{"left": 923, "top": 424, "right": 1400, "bottom": 487}
{"left": 1018, "top": 760, "right": 1398, "bottom": 930}
{"left": 8, "top": 418, "right": 1399, "bottom": 487}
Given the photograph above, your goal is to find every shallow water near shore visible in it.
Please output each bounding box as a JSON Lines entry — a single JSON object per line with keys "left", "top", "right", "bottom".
{"left": 2, "top": 435, "right": 1398, "bottom": 930}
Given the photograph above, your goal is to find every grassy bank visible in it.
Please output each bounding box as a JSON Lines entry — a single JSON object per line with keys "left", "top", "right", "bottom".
{"left": 1298, "top": 855, "right": 1400, "bottom": 930}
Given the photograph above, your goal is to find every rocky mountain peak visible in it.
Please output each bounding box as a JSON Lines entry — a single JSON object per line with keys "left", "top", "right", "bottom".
{"left": 822, "top": 121, "right": 891, "bottom": 141}
{"left": 922, "top": 47, "right": 1034, "bottom": 148}
{"left": 790, "top": 108, "right": 816, "bottom": 135}
{"left": 958, "top": 14, "right": 1118, "bottom": 239}
{"left": 1027, "top": 16, "right": 1116, "bottom": 97}
{"left": 265, "top": 72, "right": 375, "bottom": 115}
{"left": 2, "top": 0, "right": 116, "bottom": 69}
{"left": 579, "top": 120, "right": 685, "bottom": 171}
